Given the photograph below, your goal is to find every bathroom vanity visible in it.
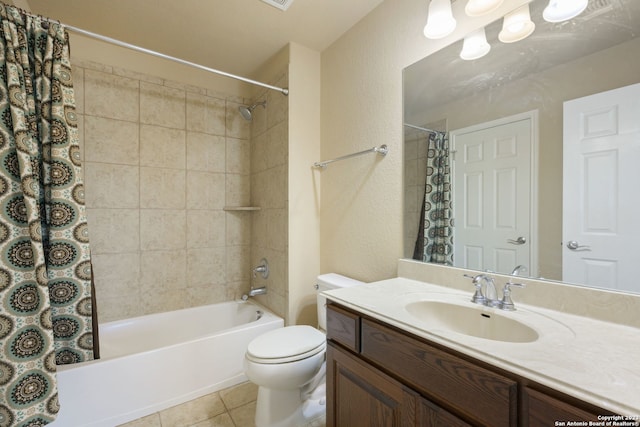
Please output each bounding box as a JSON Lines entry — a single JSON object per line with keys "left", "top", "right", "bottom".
{"left": 323, "top": 270, "right": 640, "bottom": 426}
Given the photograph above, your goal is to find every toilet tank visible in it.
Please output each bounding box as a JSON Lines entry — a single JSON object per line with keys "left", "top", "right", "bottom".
{"left": 316, "top": 273, "right": 364, "bottom": 331}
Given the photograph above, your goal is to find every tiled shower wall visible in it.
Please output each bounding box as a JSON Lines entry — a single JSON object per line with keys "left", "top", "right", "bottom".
{"left": 248, "top": 70, "right": 289, "bottom": 321}
{"left": 72, "top": 59, "right": 256, "bottom": 322}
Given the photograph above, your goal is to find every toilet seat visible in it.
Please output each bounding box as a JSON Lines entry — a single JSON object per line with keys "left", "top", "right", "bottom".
{"left": 246, "top": 325, "right": 326, "bottom": 364}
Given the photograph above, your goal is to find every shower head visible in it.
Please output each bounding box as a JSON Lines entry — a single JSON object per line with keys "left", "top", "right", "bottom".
{"left": 238, "top": 101, "right": 266, "bottom": 121}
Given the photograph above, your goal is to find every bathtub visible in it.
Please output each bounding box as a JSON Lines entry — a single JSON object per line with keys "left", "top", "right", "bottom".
{"left": 51, "top": 300, "right": 283, "bottom": 427}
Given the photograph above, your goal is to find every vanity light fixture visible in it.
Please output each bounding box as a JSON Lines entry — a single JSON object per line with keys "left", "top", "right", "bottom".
{"left": 465, "top": 0, "right": 505, "bottom": 17}
{"left": 542, "top": 0, "right": 588, "bottom": 22}
{"left": 460, "top": 27, "right": 491, "bottom": 60}
{"left": 498, "top": 3, "right": 536, "bottom": 43}
{"left": 424, "top": 0, "right": 457, "bottom": 39}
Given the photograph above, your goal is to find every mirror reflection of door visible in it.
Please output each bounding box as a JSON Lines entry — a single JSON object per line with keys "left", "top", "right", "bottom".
{"left": 563, "top": 83, "right": 640, "bottom": 293}
{"left": 452, "top": 112, "right": 537, "bottom": 276}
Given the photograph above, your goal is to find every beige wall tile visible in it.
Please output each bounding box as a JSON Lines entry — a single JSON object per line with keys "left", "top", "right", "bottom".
{"left": 226, "top": 212, "right": 251, "bottom": 246}
{"left": 75, "top": 61, "right": 289, "bottom": 323}
{"left": 266, "top": 120, "right": 288, "bottom": 169}
{"left": 187, "top": 283, "right": 232, "bottom": 306}
{"left": 140, "top": 81, "right": 185, "bottom": 129}
{"left": 187, "top": 247, "right": 226, "bottom": 286}
{"left": 187, "top": 210, "right": 226, "bottom": 249}
{"left": 186, "top": 132, "right": 226, "bottom": 172}
{"left": 140, "top": 125, "right": 186, "bottom": 169}
{"left": 85, "top": 116, "right": 139, "bottom": 165}
{"left": 225, "top": 174, "right": 250, "bottom": 207}
{"left": 187, "top": 171, "right": 225, "bottom": 210}
{"left": 226, "top": 245, "right": 250, "bottom": 283}
{"left": 140, "top": 167, "right": 186, "bottom": 209}
{"left": 86, "top": 208, "right": 139, "bottom": 254}
{"left": 140, "top": 250, "right": 187, "bottom": 293}
{"left": 225, "top": 100, "right": 250, "bottom": 140}
{"left": 186, "top": 92, "right": 226, "bottom": 136}
{"left": 84, "top": 162, "right": 139, "bottom": 208}
{"left": 72, "top": 66, "right": 84, "bottom": 114}
{"left": 226, "top": 137, "right": 250, "bottom": 175}
{"left": 139, "top": 288, "right": 187, "bottom": 315}
{"left": 251, "top": 132, "right": 268, "bottom": 174}
{"left": 84, "top": 69, "right": 139, "bottom": 122}
{"left": 98, "top": 294, "right": 143, "bottom": 323}
{"left": 140, "top": 209, "right": 186, "bottom": 250}
{"left": 91, "top": 252, "right": 140, "bottom": 298}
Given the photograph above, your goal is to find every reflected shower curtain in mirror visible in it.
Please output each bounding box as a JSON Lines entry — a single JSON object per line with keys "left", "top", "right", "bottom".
{"left": 412, "top": 131, "right": 453, "bottom": 264}
{"left": 0, "top": 4, "right": 96, "bottom": 426}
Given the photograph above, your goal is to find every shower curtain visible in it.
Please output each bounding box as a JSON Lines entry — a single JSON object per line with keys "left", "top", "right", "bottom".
{"left": 412, "top": 131, "right": 453, "bottom": 264}
{"left": 0, "top": 4, "right": 96, "bottom": 426}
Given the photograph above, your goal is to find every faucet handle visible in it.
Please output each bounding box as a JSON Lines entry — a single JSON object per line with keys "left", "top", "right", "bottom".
{"left": 464, "top": 274, "right": 487, "bottom": 305}
{"left": 500, "top": 282, "right": 525, "bottom": 311}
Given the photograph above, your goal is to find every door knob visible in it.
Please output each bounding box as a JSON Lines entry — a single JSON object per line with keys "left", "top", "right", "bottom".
{"left": 507, "top": 237, "right": 526, "bottom": 245}
{"left": 566, "top": 240, "right": 591, "bottom": 251}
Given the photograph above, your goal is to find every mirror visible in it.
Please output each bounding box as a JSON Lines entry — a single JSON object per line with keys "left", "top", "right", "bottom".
{"left": 403, "top": 0, "right": 640, "bottom": 293}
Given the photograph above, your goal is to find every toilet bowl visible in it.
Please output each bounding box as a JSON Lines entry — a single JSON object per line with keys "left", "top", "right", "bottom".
{"left": 243, "top": 274, "right": 363, "bottom": 427}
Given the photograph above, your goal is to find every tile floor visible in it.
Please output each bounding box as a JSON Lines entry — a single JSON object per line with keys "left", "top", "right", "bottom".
{"left": 118, "top": 381, "right": 326, "bottom": 427}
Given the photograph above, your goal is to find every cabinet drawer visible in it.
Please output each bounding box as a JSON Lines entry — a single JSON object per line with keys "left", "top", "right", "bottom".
{"left": 326, "top": 303, "right": 360, "bottom": 352}
{"left": 361, "top": 319, "right": 517, "bottom": 427}
{"left": 523, "top": 386, "right": 603, "bottom": 426}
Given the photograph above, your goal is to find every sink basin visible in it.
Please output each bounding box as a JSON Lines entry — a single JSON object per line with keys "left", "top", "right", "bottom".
{"left": 405, "top": 300, "right": 539, "bottom": 343}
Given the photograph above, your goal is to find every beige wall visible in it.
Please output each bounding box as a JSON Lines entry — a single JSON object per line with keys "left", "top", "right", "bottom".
{"left": 247, "top": 50, "right": 290, "bottom": 321}
{"left": 320, "top": 0, "right": 531, "bottom": 281}
{"left": 70, "top": 34, "right": 322, "bottom": 325}
{"left": 74, "top": 58, "right": 255, "bottom": 322}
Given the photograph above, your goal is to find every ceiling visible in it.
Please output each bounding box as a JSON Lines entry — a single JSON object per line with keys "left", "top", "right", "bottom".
{"left": 16, "top": 0, "right": 384, "bottom": 78}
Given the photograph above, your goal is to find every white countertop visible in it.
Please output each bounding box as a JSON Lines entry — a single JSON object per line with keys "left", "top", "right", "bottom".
{"left": 323, "top": 277, "right": 640, "bottom": 417}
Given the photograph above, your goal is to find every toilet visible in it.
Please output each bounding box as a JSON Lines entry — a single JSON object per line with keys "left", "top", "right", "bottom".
{"left": 244, "top": 273, "right": 363, "bottom": 427}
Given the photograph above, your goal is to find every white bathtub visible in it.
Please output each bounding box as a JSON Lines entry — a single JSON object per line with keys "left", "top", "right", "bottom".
{"left": 51, "top": 300, "right": 283, "bottom": 427}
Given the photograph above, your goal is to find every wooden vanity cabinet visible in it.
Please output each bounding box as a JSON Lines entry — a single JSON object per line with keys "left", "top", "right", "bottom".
{"left": 326, "top": 302, "right": 613, "bottom": 427}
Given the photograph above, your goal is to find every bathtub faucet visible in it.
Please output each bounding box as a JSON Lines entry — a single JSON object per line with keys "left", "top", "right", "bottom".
{"left": 252, "top": 258, "right": 269, "bottom": 279}
{"left": 241, "top": 286, "right": 268, "bottom": 301}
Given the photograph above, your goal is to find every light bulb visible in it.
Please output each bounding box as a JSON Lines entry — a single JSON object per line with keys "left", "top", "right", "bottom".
{"left": 465, "top": 0, "right": 505, "bottom": 17}
{"left": 543, "top": 0, "right": 589, "bottom": 23}
{"left": 460, "top": 27, "right": 491, "bottom": 60}
{"left": 424, "top": 0, "right": 457, "bottom": 39}
{"left": 499, "top": 4, "right": 536, "bottom": 43}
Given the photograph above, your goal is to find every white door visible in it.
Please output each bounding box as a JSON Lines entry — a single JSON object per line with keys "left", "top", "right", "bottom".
{"left": 563, "top": 83, "right": 640, "bottom": 292}
{"left": 452, "top": 114, "right": 534, "bottom": 276}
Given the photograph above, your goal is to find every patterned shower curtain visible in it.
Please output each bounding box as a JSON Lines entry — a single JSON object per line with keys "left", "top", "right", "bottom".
{"left": 412, "top": 131, "right": 453, "bottom": 264}
{"left": 0, "top": 4, "right": 96, "bottom": 426}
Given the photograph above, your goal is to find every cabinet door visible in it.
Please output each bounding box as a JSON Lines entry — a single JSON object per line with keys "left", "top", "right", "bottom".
{"left": 523, "top": 387, "right": 604, "bottom": 426}
{"left": 418, "top": 398, "right": 472, "bottom": 427}
{"left": 327, "top": 343, "right": 417, "bottom": 427}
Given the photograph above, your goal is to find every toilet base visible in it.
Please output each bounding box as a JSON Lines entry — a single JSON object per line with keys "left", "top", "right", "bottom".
{"left": 254, "top": 378, "right": 327, "bottom": 427}
{"left": 255, "top": 387, "right": 304, "bottom": 427}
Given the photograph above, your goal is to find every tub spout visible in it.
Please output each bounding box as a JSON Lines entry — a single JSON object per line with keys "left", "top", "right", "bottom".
{"left": 248, "top": 286, "right": 267, "bottom": 297}
{"left": 242, "top": 286, "right": 267, "bottom": 301}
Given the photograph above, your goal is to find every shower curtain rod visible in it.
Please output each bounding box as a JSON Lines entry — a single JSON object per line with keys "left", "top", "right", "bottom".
{"left": 64, "top": 25, "right": 290, "bottom": 96}
{"left": 404, "top": 123, "right": 443, "bottom": 134}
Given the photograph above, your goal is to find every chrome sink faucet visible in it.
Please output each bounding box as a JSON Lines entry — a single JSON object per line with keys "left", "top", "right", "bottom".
{"left": 464, "top": 273, "right": 525, "bottom": 310}
{"left": 465, "top": 274, "right": 499, "bottom": 307}
{"left": 510, "top": 265, "right": 528, "bottom": 276}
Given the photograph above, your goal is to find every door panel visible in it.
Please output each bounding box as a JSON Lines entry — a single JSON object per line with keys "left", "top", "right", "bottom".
{"left": 563, "top": 83, "right": 640, "bottom": 292}
{"left": 453, "top": 116, "right": 533, "bottom": 275}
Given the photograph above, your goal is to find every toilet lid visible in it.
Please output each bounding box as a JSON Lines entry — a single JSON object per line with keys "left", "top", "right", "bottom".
{"left": 246, "top": 325, "right": 326, "bottom": 363}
